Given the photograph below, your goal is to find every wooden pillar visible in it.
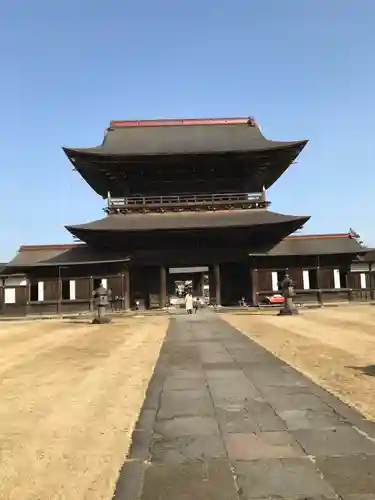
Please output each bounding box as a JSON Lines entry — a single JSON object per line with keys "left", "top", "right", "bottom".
{"left": 214, "top": 263, "right": 221, "bottom": 306}
{"left": 89, "top": 276, "right": 94, "bottom": 312}
{"left": 160, "top": 266, "right": 167, "bottom": 309}
{"left": 370, "top": 262, "right": 374, "bottom": 300}
{"left": 209, "top": 267, "right": 215, "bottom": 305}
{"left": 345, "top": 265, "right": 352, "bottom": 302}
{"left": 316, "top": 258, "right": 323, "bottom": 306}
{"left": 0, "top": 279, "right": 4, "bottom": 315}
{"left": 26, "top": 277, "right": 31, "bottom": 315}
{"left": 199, "top": 272, "right": 205, "bottom": 297}
{"left": 123, "top": 268, "right": 130, "bottom": 310}
{"left": 251, "top": 267, "right": 259, "bottom": 306}
{"left": 57, "top": 267, "right": 62, "bottom": 315}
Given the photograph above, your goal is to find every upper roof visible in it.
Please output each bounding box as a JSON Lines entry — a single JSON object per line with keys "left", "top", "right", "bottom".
{"left": 64, "top": 117, "right": 307, "bottom": 157}
{"left": 3, "top": 233, "right": 370, "bottom": 270}
{"left": 63, "top": 117, "right": 308, "bottom": 197}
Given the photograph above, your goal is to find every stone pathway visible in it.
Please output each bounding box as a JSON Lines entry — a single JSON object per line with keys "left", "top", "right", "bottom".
{"left": 113, "top": 311, "right": 375, "bottom": 500}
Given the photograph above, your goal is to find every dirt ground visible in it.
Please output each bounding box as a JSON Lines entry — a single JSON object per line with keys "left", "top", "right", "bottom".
{"left": 0, "top": 316, "right": 168, "bottom": 500}
{"left": 223, "top": 306, "right": 375, "bottom": 422}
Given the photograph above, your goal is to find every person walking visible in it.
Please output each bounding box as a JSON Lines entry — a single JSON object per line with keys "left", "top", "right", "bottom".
{"left": 185, "top": 291, "right": 193, "bottom": 314}
{"left": 194, "top": 297, "right": 201, "bottom": 313}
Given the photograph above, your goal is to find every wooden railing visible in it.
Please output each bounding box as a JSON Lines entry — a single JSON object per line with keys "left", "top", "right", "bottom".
{"left": 107, "top": 192, "right": 269, "bottom": 213}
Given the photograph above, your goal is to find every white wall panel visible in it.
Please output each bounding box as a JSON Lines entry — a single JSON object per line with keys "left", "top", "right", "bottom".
{"left": 38, "top": 281, "right": 44, "bottom": 302}
{"left": 302, "top": 270, "right": 310, "bottom": 290}
{"left": 271, "top": 272, "right": 278, "bottom": 292}
{"left": 4, "top": 288, "right": 16, "bottom": 304}
{"left": 69, "top": 280, "right": 76, "bottom": 300}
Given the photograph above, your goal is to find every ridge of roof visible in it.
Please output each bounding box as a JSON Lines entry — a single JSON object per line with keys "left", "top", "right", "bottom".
{"left": 287, "top": 233, "right": 353, "bottom": 240}
{"left": 19, "top": 243, "right": 84, "bottom": 252}
{"left": 109, "top": 117, "right": 257, "bottom": 129}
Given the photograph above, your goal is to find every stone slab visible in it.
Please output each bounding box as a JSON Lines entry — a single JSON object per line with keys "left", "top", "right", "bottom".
{"left": 209, "top": 382, "right": 261, "bottom": 400}
{"left": 141, "top": 378, "right": 164, "bottom": 411}
{"left": 163, "top": 377, "right": 207, "bottom": 391}
{"left": 151, "top": 435, "right": 227, "bottom": 464}
{"left": 243, "top": 400, "right": 287, "bottom": 431}
{"left": 234, "top": 458, "right": 337, "bottom": 499}
{"left": 224, "top": 431, "right": 305, "bottom": 460}
{"left": 244, "top": 368, "right": 310, "bottom": 388}
{"left": 166, "top": 368, "right": 206, "bottom": 380}
{"left": 293, "top": 427, "right": 375, "bottom": 457}
{"left": 140, "top": 460, "right": 239, "bottom": 500}
{"left": 113, "top": 459, "right": 148, "bottom": 500}
{"left": 203, "top": 363, "right": 241, "bottom": 372}
{"left": 215, "top": 405, "right": 259, "bottom": 433}
{"left": 277, "top": 408, "right": 347, "bottom": 430}
{"left": 154, "top": 416, "right": 220, "bottom": 439}
{"left": 157, "top": 389, "right": 215, "bottom": 419}
{"left": 265, "top": 392, "right": 330, "bottom": 412}
{"left": 315, "top": 455, "right": 375, "bottom": 496}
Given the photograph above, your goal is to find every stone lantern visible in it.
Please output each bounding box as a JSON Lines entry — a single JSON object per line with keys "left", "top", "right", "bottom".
{"left": 278, "top": 272, "right": 299, "bottom": 316}
{"left": 92, "top": 284, "right": 111, "bottom": 324}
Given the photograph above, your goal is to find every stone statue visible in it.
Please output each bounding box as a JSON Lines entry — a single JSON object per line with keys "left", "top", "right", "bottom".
{"left": 278, "top": 273, "right": 299, "bottom": 316}
{"left": 92, "top": 284, "right": 111, "bottom": 324}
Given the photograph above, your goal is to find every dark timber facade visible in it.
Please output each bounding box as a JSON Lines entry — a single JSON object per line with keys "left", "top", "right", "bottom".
{"left": 1, "top": 117, "right": 374, "bottom": 315}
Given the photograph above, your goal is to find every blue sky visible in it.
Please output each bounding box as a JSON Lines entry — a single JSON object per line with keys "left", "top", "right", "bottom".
{"left": 1, "top": 0, "right": 374, "bottom": 261}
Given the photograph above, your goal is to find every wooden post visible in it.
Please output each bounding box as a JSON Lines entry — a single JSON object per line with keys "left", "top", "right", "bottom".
{"left": 345, "top": 266, "right": 352, "bottom": 302}
{"left": 89, "top": 276, "right": 94, "bottom": 313}
{"left": 123, "top": 268, "right": 130, "bottom": 310}
{"left": 0, "top": 278, "right": 4, "bottom": 315}
{"left": 57, "top": 267, "right": 62, "bottom": 315}
{"left": 370, "top": 262, "right": 374, "bottom": 301}
{"left": 208, "top": 266, "right": 215, "bottom": 305}
{"left": 26, "top": 277, "right": 31, "bottom": 315}
{"left": 251, "top": 267, "right": 259, "bottom": 306}
{"left": 214, "top": 263, "right": 221, "bottom": 306}
{"left": 199, "top": 272, "right": 205, "bottom": 297}
{"left": 160, "top": 266, "right": 167, "bottom": 309}
{"left": 316, "top": 256, "right": 323, "bottom": 306}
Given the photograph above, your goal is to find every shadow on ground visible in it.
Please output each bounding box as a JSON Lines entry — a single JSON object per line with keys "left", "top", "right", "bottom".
{"left": 349, "top": 365, "right": 375, "bottom": 377}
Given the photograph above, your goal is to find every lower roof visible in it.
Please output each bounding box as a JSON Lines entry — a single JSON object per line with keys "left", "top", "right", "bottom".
{"left": 265, "top": 233, "right": 368, "bottom": 256}
{"left": 4, "top": 245, "right": 129, "bottom": 270}
{"left": 3, "top": 233, "right": 371, "bottom": 270}
{"left": 66, "top": 210, "right": 309, "bottom": 234}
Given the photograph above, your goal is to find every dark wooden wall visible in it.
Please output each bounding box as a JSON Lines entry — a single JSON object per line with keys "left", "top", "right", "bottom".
{"left": 1, "top": 255, "right": 375, "bottom": 315}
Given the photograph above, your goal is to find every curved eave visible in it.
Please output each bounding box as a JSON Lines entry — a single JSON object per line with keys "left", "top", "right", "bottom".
{"left": 65, "top": 211, "right": 309, "bottom": 240}
{"left": 63, "top": 140, "right": 308, "bottom": 197}
{"left": 63, "top": 139, "right": 307, "bottom": 161}
{"left": 4, "top": 245, "right": 131, "bottom": 269}
{"left": 63, "top": 120, "right": 308, "bottom": 161}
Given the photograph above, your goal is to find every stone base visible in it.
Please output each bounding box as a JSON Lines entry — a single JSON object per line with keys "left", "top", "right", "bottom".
{"left": 92, "top": 316, "right": 112, "bottom": 324}
{"left": 278, "top": 308, "right": 299, "bottom": 316}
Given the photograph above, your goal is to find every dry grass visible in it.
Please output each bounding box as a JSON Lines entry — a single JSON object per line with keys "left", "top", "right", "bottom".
{"left": 223, "top": 306, "right": 375, "bottom": 422}
{"left": 0, "top": 316, "right": 168, "bottom": 500}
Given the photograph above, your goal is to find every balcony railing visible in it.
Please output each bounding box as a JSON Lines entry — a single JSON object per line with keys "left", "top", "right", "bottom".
{"left": 106, "top": 192, "right": 269, "bottom": 214}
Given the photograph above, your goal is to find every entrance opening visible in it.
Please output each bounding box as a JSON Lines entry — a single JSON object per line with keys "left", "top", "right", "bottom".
{"left": 168, "top": 266, "right": 209, "bottom": 307}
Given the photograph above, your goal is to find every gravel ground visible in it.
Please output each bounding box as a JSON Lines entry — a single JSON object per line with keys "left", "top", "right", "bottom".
{"left": 0, "top": 316, "right": 168, "bottom": 500}
{"left": 223, "top": 306, "right": 375, "bottom": 421}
